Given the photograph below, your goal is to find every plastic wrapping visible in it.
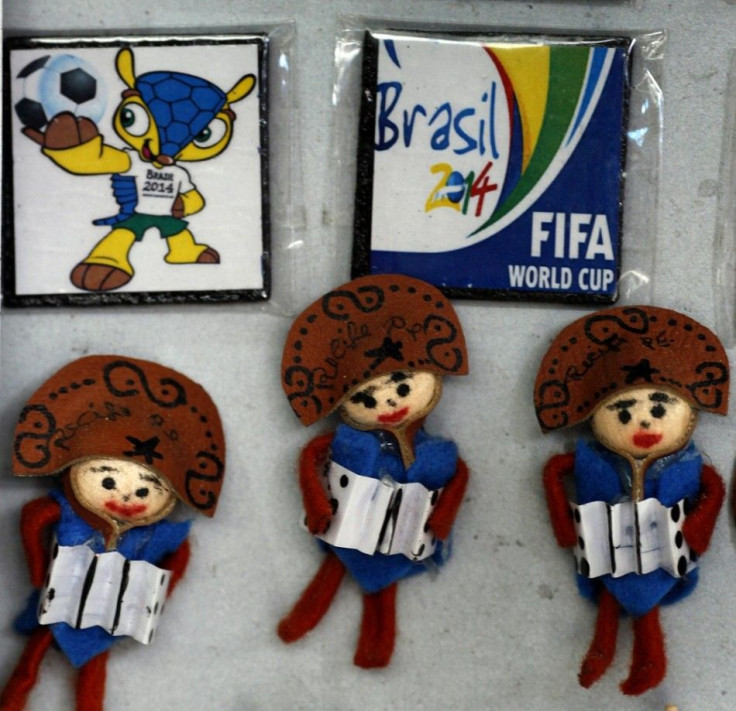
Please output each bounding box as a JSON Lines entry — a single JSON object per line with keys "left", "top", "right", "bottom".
{"left": 714, "top": 50, "right": 736, "bottom": 346}
{"left": 331, "top": 19, "right": 665, "bottom": 305}
{"left": 2, "top": 24, "right": 302, "bottom": 312}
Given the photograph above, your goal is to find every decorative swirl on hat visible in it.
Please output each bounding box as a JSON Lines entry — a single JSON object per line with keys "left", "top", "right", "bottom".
{"left": 322, "top": 285, "right": 385, "bottom": 321}
{"left": 185, "top": 451, "right": 225, "bottom": 511}
{"left": 104, "top": 360, "right": 187, "bottom": 409}
{"left": 535, "top": 381, "right": 571, "bottom": 431}
{"left": 284, "top": 365, "right": 323, "bottom": 422}
{"left": 688, "top": 362, "right": 729, "bottom": 410}
{"left": 14, "top": 404, "right": 56, "bottom": 469}
{"left": 424, "top": 315, "right": 464, "bottom": 372}
{"left": 583, "top": 307, "right": 649, "bottom": 346}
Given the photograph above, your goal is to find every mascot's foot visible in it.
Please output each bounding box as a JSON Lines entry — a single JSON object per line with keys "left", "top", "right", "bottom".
{"left": 196, "top": 247, "right": 220, "bottom": 264}
{"left": 70, "top": 263, "right": 132, "bottom": 292}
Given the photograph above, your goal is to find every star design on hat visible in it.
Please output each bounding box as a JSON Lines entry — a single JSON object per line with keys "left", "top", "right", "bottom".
{"left": 124, "top": 435, "right": 163, "bottom": 465}
{"left": 364, "top": 337, "right": 404, "bottom": 370}
{"left": 621, "top": 358, "right": 660, "bottom": 385}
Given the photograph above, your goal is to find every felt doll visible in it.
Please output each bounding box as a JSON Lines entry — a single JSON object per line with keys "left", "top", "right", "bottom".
{"left": 534, "top": 306, "right": 728, "bottom": 695}
{"left": 278, "top": 274, "right": 470, "bottom": 667}
{"left": 0, "top": 355, "right": 225, "bottom": 711}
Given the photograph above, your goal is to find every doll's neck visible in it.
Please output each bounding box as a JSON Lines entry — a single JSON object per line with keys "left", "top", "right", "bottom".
{"left": 386, "top": 418, "right": 425, "bottom": 468}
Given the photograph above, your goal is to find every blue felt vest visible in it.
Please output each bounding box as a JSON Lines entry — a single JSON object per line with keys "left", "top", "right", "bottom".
{"left": 573, "top": 439, "right": 702, "bottom": 616}
{"left": 15, "top": 490, "right": 191, "bottom": 667}
{"left": 323, "top": 424, "right": 458, "bottom": 593}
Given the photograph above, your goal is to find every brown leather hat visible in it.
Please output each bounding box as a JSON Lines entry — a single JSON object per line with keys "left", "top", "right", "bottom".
{"left": 282, "top": 274, "right": 469, "bottom": 426}
{"left": 13, "top": 355, "right": 225, "bottom": 516}
{"left": 534, "top": 306, "right": 729, "bottom": 432}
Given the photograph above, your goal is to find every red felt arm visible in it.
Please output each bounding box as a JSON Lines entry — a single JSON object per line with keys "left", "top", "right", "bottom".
{"left": 427, "top": 458, "right": 469, "bottom": 541}
{"left": 682, "top": 464, "right": 725, "bottom": 555}
{"left": 20, "top": 496, "right": 61, "bottom": 588}
{"left": 543, "top": 453, "right": 577, "bottom": 548}
{"left": 158, "top": 539, "right": 191, "bottom": 597}
{"left": 299, "top": 432, "right": 334, "bottom": 535}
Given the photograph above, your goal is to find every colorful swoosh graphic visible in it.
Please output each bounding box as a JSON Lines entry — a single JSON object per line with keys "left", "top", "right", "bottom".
{"left": 473, "top": 44, "right": 616, "bottom": 237}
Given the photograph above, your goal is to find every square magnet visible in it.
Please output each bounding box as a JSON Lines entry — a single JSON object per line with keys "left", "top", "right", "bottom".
{"left": 353, "top": 30, "right": 632, "bottom": 303}
{"left": 3, "top": 35, "right": 270, "bottom": 306}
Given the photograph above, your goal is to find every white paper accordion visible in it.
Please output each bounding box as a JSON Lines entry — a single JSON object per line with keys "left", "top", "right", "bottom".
{"left": 569, "top": 497, "right": 697, "bottom": 579}
{"left": 37, "top": 542, "right": 171, "bottom": 645}
{"left": 310, "top": 461, "right": 442, "bottom": 561}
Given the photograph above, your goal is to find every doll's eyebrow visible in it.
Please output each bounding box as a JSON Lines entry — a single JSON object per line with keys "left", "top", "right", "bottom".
{"left": 90, "top": 465, "right": 118, "bottom": 473}
{"left": 389, "top": 372, "right": 408, "bottom": 382}
{"left": 606, "top": 398, "right": 637, "bottom": 411}
{"left": 139, "top": 472, "right": 165, "bottom": 489}
{"left": 649, "top": 392, "right": 677, "bottom": 404}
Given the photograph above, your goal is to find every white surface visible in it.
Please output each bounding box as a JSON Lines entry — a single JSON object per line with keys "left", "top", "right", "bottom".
{"left": 2, "top": 1, "right": 736, "bottom": 710}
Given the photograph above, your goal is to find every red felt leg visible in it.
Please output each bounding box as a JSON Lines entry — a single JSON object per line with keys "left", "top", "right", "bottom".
{"left": 578, "top": 588, "right": 620, "bottom": 688}
{"left": 277, "top": 553, "right": 346, "bottom": 643}
{"left": 0, "top": 628, "right": 54, "bottom": 711}
{"left": 76, "top": 652, "right": 108, "bottom": 711}
{"left": 620, "top": 606, "right": 666, "bottom": 696}
{"left": 354, "top": 583, "right": 397, "bottom": 669}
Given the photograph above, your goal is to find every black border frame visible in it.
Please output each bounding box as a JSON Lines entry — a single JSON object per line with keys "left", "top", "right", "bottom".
{"left": 3, "top": 34, "right": 271, "bottom": 307}
{"left": 352, "top": 29, "right": 634, "bottom": 305}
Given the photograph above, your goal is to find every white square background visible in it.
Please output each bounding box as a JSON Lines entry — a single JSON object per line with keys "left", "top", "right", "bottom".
{"left": 8, "top": 40, "right": 265, "bottom": 297}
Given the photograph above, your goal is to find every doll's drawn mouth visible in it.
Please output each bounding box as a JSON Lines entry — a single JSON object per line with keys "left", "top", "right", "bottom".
{"left": 633, "top": 432, "right": 663, "bottom": 448}
{"left": 141, "top": 140, "right": 153, "bottom": 161}
{"left": 105, "top": 501, "right": 148, "bottom": 518}
{"left": 378, "top": 407, "right": 409, "bottom": 425}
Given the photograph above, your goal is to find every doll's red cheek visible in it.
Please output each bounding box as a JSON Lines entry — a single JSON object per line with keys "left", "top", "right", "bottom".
{"left": 632, "top": 432, "right": 663, "bottom": 448}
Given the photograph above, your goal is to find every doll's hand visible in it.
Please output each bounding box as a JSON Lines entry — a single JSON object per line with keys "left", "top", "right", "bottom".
{"left": 304, "top": 499, "right": 333, "bottom": 535}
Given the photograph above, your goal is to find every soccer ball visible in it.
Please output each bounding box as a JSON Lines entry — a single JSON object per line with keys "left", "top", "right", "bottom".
{"left": 14, "top": 53, "right": 107, "bottom": 131}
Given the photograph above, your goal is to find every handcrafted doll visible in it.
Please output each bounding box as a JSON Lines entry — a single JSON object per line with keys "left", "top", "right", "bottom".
{"left": 534, "top": 306, "right": 728, "bottom": 695}
{"left": 278, "top": 274, "right": 469, "bottom": 667}
{"left": 0, "top": 355, "right": 225, "bottom": 711}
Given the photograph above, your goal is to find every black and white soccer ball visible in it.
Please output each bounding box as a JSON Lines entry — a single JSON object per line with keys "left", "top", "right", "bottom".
{"left": 14, "top": 53, "right": 107, "bottom": 131}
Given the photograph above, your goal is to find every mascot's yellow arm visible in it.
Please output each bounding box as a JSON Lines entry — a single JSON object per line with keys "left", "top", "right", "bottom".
{"left": 42, "top": 136, "right": 131, "bottom": 175}
{"left": 178, "top": 189, "right": 205, "bottom": 216}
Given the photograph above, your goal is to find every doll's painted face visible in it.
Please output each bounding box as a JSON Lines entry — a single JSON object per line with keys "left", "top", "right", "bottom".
{"left": 340, "top": 371, "right": 441, "bottom": 430}
{"left": 70, "top": 458, "right": 176, "bottom": 525}
{"left": 591, "top": 387, "right": 696, "bottom": 460}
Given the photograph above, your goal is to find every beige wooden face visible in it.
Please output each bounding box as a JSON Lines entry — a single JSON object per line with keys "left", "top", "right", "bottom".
{"left": 70, "top": 458, "right": 176, "bottom": 526}
{"left": 591, "top": 386, "right": 696, "bottom": 460}
{"left": 340, "top": 371, "right": 442, "bottom": 430}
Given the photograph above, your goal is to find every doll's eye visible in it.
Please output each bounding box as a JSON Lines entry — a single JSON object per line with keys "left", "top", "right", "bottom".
{"left": 396, "top": 383, "right": 410, "bottom": 397}
{"left": 102, "top": 477, "right": 116, "bottom": 490}
{"left": 651, "top": 404, "right": 666, "bottom": 419}
{"left": 618, "top": 410, "right": 631, "bottom": 425}
{"left": 135, "top": 487, "right": 149, "bottom": 499}
{"left": 350, "top": 391, "right": 377, "bottom": 409}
